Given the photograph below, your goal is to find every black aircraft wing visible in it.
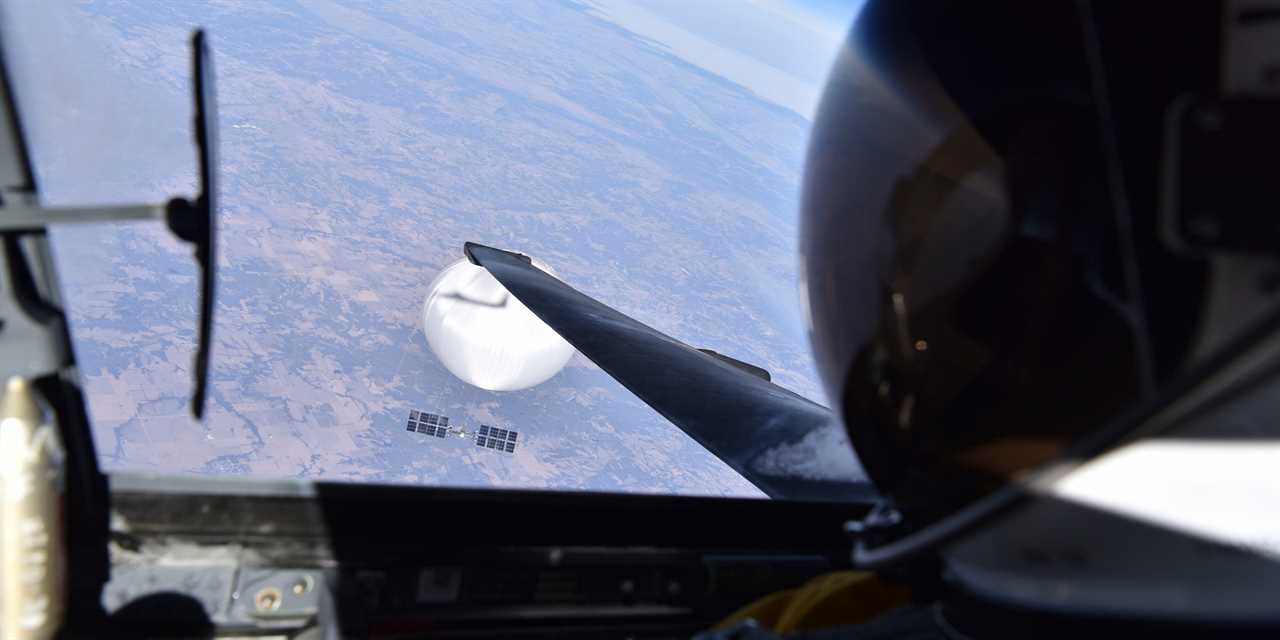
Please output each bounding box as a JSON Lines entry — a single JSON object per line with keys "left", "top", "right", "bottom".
{"left": 464, "top": 242, "right": 873, "bottom": 502}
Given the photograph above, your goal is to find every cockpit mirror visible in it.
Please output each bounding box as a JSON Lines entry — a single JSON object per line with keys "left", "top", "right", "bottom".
{"left": 164, "top": 30, "right": 217, "bottom": 420}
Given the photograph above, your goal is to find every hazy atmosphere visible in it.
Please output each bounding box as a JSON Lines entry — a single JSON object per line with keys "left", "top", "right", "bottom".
{"left": 5, "top": 0, "right": 863, "bottom": 497}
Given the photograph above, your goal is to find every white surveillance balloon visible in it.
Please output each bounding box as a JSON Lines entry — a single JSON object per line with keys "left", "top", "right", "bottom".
{"left": 422, "top": 257, "right": 575, "bottom": 391}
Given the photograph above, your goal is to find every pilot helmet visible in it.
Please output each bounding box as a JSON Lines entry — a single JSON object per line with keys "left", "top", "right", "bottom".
{"left": 802, "top": 0, "right": 1280, "bottom": 568}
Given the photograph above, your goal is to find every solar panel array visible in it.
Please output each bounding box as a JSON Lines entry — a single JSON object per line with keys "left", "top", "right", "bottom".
{"left": 403, "top": 411, "right": 522, "bottom": 453}
{"left": 476, "top": 424, "right": 518, "bottom": 453}
{"left": 406, "top": 410, "right": 450, "bottom": 438}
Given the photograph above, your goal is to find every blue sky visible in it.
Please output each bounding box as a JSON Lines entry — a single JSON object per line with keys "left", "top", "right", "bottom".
{"left": 583, "top": 0, "right": 864, "bottom": 118}
{"left": 787, "top": 0, "right": 864, "bottom": 26}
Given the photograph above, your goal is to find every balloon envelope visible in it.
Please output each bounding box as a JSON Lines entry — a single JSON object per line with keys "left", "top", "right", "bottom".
{"left": 423, "top": 257, "right": 575, "bottom": 391}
